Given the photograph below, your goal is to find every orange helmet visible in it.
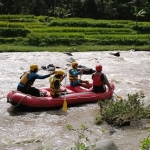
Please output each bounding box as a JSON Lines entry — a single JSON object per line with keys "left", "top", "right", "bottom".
{"left": 96, "top": 64, "right": 102, "bottom": 72}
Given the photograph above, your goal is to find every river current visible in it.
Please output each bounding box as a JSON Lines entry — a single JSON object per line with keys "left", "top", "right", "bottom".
{"left": 0, "top": 51, "right": 150, "bottom": 150}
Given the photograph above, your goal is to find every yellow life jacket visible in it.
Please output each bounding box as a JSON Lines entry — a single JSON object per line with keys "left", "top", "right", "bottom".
{"left": 20, "top": 72, "right": 34, "bottom": 86}
{"left": 69, "top": 68, "right": 78, "bottom": 82}
{"left": 49, "top": 76, "right": 60, "bottom": 96}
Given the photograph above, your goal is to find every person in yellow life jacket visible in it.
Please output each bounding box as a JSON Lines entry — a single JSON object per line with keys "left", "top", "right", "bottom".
{"left": 92, "top": 64, "right": 112, "bottom": 93}
{"left": 17, "top": 64, "right": 55, "bottom": 97}
{"left": 69, "top": 62, "right": 90, "bottom": 88}
{"left": 49, "top": 70, "right": 66, "bottom": 98}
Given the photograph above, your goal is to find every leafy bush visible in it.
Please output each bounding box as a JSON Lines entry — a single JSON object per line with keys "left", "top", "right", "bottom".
{"left": 133, "top": 25, "right": 150, "bottom": 34}
{"left": 140, "top": 125, "right": 150, "bottom": 150}
{"left": 26, "top": 32, "right": 86, "bottom": 46}
{"left": 0, "top": 15, "right": 35, "bottom": 22}
{"left": 48, "top": 18, "right": 133, "bottom": 28}
{"left": 0, "top": 15, "right": 34, "bottom": 19}
{"left": 0, "top": 28, "right": 30, "bottom": 37}
{"left": 0, "top": 22, "right": 25, "bottom": 28}
{"left": 95, "top": 93, "right": 150, "bottom": 127}
{"left": 66, "top": 123, "right": 105, "bottom": 150}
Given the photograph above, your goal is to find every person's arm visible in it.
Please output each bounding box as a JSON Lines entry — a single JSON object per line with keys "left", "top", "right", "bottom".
{"left": 70, "top": 69, "right": 82, "bottom": 76}
{"left": 92, "top": 74, "right": 94, "bottom": 79}
{"left": 60, "top": 73, "right": 67, "bottom": 82}
{"left": 102, "top": 74, "right": 112, "bottom": 90}
{"left": 34, "top": 71, "right": 55, "bottom": 79}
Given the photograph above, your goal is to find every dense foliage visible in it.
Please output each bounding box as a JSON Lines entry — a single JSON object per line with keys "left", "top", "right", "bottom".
{"left": 95, "top": 93, "right": 150, "bottom": 127}
{"left": 0, "top": 0, "right": 150, "bottom": 21}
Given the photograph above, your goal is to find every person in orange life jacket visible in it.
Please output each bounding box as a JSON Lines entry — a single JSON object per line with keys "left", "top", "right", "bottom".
{"left": 92, "top": 64, "right": 112, "bottom": 93}
{"left": 17, "top": 64, "right": 55, "bottom": 97}
{"left": 69, "top": 62, "right": 90, "bottom": 88}
{"left": 49, "top": 70, "right": 66, "bottom": 98}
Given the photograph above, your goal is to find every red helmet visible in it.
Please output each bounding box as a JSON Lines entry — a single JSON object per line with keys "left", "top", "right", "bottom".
{"left": 96, "top": 64, "right": 102, "bottom": 71}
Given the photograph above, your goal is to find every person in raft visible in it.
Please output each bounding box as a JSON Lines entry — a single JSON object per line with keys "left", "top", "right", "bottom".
{"left": 92, "top": 64, "right": 112, "bottom": 93}
{"left": 69, "top": 62, "right": 90, "bottom": 88}
{"left": 49, "top": 70, "right": 66, "bottom": 98}
{"left": 17, "top": 64, "right": 55, "bottom": 97}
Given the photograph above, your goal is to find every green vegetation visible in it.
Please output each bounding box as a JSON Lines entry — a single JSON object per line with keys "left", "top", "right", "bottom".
{"left": 95, "top": 93, "right": 150, "bottom": 127}
{"left": 1, "top": 0, "right": 150, "bottom": 21}
{"left": 0, "top": 15, "right": 150, "bottom": 52}
{"left": 64, "top": 93, "right": 150, "bottom": 150}
{"left": 140, "top": 125, "right": 150, "bottom": 150}
{"left": 66, "top": 123, "right": 105, "bottom": 150}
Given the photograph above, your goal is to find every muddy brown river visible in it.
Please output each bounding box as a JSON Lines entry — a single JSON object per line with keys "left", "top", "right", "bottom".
{"left": 0, "top": 51, "right": 150, "bottom": 150}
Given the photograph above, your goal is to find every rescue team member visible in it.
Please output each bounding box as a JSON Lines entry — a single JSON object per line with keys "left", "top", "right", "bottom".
{"left": 49, "top": 70, "right": 66, "bottom": 98}
{"left": 92, "top": 64, "right": 112, "bottom": 93}
{"left": 17, "top": 64, "right": 55, "bottom": 97}
{"left": 69, "top": 62, "right": 90, "bottom": 88}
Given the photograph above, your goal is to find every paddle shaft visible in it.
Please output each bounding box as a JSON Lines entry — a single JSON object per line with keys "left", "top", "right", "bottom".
{"left": 64, "top": 71, "right": 67, "bottom": 99}
{"left": 113, "top": 91, "right": 118, "bottom": 97}
{"left": 113, "top": 91, "right": 122, "bottom": 99}
{"left": 62, "top": 70, "right": 68, "bottom": 111}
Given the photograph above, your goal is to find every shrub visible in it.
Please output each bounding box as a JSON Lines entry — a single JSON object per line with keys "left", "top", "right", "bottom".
{"left": 140, "top": 125, "right": 150, "bottom": 150}
{"left": 0, "top": 28, "right": 30, "bottom": 37}
{"left": 0, "top": 22, "right": 25, "bottom": 28}
{"left": 95, "top": 92, "right": 150, "bottom": 127}
{"left": 66, "top": 123, "right": 105, "bottom": 150}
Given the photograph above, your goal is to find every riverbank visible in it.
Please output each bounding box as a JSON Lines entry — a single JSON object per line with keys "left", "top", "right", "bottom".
{"left": 0, "top": 44, "right": 150, "bottom": 52}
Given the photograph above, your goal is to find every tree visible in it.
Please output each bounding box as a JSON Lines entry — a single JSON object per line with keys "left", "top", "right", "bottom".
{"left": 129, "top": 0, "right": 147, "bottom": 26}
{"left": 81, "top": 0, "right": 99, "bottom": 18}
{"left": 133, "top": 7, "right": 146, "bottom": 27}
{"left": 0, "top": 0, "right": 14, "bottom": 14}
{"left": 0, "top": 2, "right": 3, "bottom": 7}
{"left": 102, "top": 0, "right": 118, "bottom": 19}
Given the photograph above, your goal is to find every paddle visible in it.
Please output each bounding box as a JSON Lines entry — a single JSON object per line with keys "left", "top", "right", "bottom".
{"left": 113, "top": 91, "right": 122, "bottom": 99}
{"left": 103, "top": 74, "right": 122, "bottom": 99}
{"left": 62, "top": 71, "right": 67, "bottom": 111}
{"left": 79, "top": 68, "right": 83, "bottom": 80}
{"left": 79, "top": 73, "right": 82, "bottom": 80}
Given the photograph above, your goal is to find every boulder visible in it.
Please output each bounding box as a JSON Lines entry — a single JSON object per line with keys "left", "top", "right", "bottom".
{"left": 67, "top": 57, "right": 76, "bottom": 63}
{"left": 88, "top": 139, "right": 118, "bottom": 150}
{"left": 78, "top": 65, "right": 96, "bottom": 74}
{"left": 63, "top": 52, "right": 73, "bottom": 56}
{"left": 109, "top": 52, "right": 120, "bottom": 57}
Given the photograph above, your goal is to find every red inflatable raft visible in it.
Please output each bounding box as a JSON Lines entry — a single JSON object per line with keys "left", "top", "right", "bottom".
{"left": 7, "top": 82, "right": 115, "bottom": 110}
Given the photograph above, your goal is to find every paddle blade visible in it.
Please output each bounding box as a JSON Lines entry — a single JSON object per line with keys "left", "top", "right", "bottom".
{"left": 117, "top": 96, "right": 122, "bottom": 99}
{"left": 62, "top": 100, "right": 67, "bottom": 111}
{"left": 113, "top": 91, "right": 122, "bottom": 99}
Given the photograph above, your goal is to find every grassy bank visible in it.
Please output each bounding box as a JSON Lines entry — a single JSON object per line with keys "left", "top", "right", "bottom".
{"left": 0, "top": 45, "right": 150, "bottom": 52}
{"left": 0, "top": 15, "right": 150, "bottom": 52}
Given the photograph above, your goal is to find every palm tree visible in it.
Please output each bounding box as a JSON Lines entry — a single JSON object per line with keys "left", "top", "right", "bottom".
{"left": 133, "top": 6, "right": 146, "bottom": 27}
{"left": 129, "top": 0, "right": 146, "bottom": 27}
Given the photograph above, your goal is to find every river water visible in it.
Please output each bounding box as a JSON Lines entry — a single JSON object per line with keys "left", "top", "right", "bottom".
{"left": 0, "top": 51, "right": 150, "bottom": 150}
